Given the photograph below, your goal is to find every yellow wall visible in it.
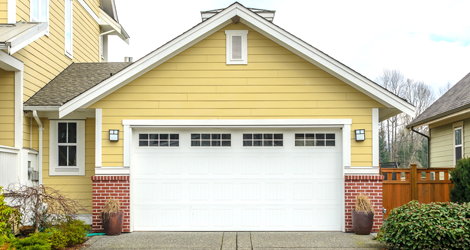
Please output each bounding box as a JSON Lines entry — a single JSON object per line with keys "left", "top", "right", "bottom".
{"left": 0, "top": 0, "right": 7, "bottom": 23}
{"left": 0, "top": 69, "right": 14, "bottom": 147}
{"left": 16, "top": 0, "right": 100, "bottom": 101}
{"left": 90, "top": 23, "right": 385, "bottom": 167}
{"left": 34, "top": 118, "right": 94, "bottom": 213}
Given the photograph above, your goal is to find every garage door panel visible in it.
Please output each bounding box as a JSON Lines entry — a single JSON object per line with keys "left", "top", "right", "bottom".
{"left": 132, "top": 129, "right": 343, "bottom": 231}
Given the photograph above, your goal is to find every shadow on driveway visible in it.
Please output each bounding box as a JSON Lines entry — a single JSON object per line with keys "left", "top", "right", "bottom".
{"left": 83, "top": 232, "right": 387, "bottom": 249}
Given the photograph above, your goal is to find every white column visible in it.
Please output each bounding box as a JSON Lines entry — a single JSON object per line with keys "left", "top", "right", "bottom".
{"left": 123, "top": 125, "right": 130, "bottom": 167}
{"left": 7, "top": 0, "right": 16, "bottom": 23}
{"left": 372, "top": 108, "right": 379, "bottom": 167}
{"left": 95, "top": 109, "right": 102, "bottom": 168}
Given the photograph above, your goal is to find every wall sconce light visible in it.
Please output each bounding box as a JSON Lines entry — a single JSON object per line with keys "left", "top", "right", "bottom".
{"left": 355, "top": 129, "right": 365, "bottom": 141}
{"left": 109, "top": 130, "right": 119, "bottom": 141}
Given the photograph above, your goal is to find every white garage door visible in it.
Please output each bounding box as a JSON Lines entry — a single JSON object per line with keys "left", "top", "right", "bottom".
{"left": 132, "top": 128, "right": 342, "bottom": 231}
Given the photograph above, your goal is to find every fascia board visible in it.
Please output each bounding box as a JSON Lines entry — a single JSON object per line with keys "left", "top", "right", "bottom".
{"left": 77, "top": 0, "right": 100, "bottom": 23}
{"left": 60, "top": 3, "right": 414, "bottom": 118}
{"left": 23, "top": 106, "right": 60, "bottom": 111}
{"left": 8, "top": 23, "right": 48, "bottom": 54}
{"left": 122, "top": 118, "right": 352, "bottom": 126}
{"left": 0, "top": 50, "right": 23, "bottom": 71}
{"left": 59, "top": 8, "right": 236, "bottom": 118}
{"left": 99, "top": 9, "right": 121, "bottom": 34}
{"left": 233, "top": 8, "right": 415, "bottom": 117}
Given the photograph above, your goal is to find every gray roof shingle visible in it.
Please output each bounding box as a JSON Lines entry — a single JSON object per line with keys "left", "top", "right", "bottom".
{"left": 409, "top": 72, "right": 470, "bottom": 127}
{"left": 24, "top": 62, "right": 132, "bottom": 106}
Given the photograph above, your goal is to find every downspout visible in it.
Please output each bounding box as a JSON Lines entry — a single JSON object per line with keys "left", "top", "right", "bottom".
{"left": 411, "top": 126, "right": 430, "bottom": 168}
{"left": 32, "top": 111, "right": 43, "bottom": 184}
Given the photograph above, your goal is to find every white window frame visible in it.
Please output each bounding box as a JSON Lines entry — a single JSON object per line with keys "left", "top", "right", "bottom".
{"left": 453, "top": 121, "right": 464, "bottom": 165}
{"left": 30, "top": 0, "right": 50, "bottom": 35}
{"left": 64, "top": 0, "right": 73, "bottom": 59}
{"left": 49, "top": 120, "right": 85, "bottom": 176}
{"left": 225, "top": 30, "right": 248, "bottom": 65}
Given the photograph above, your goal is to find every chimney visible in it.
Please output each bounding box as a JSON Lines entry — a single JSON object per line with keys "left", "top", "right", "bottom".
{"left": 201, "top": 7, "right": 275, "bottom": 22}
{"left": 124, "top": 57, "right": 133, "bottom": 62}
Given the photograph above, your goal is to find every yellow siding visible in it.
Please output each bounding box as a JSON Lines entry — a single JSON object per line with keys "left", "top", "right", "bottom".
{"left": 36, "top": 118, "right": 94, "bottom": 213}
{"left": 90, "top": 23, "right": 385, "bottom": 167}
{"left": 0, "top": 0, "right": 7, "bottom": 23}
{"left": 0, "top": 69, "right": 15, "bottom": 147}
{"left": 16, "top": 0, "right": 100, "bottom": 101}
{"left": 430, "top": 123, "right": 454, "bottom": 168}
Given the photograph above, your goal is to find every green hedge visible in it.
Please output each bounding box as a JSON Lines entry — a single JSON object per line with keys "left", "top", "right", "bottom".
{"left": 377, "top": 201, "right": 470, "bottom": 249}
{"left": 450, "top": 157, "right": 470, "bottom": 203}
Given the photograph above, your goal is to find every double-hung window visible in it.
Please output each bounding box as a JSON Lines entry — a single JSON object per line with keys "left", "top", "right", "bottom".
{"left": 64, "top": 0, "right": 73, "bottom": 58}
{"left": 30, "top": 0, "right": 49, "bottom": 35}
{"left": 50, "top": 120, "right": 85, "bottom": 175}
{"left": 454, "top": 123, "right": 463, "bottom": 165}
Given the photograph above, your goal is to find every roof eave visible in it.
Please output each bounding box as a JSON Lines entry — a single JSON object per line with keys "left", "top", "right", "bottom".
{"left": 58, "top": 3, "right": 415, "bottom": 118}
{"left": 407, "top": 104, "right": 470, "bottom": 128}
{"left": 99, "top": 8, "right": 129, "bottom": 44}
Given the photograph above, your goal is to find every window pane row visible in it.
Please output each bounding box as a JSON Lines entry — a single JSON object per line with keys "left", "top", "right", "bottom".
{"left": 243, "top": 133, "right": 283, "bottom": 147}
{"left": 139, "top": 134, "right": 179, "bottom": 147}
{"left": 191, "top": 134, "right": 231, "bottom": 147}
{"left": 295, "top": 133, "right": 335, "bottom": 147}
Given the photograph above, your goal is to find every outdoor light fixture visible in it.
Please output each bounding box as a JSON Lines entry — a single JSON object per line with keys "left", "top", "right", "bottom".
{"left": 109, "top": 130, "right": 119, "bottom": 142}
{"left": 355, "top": 129, "right": 365, "bottom": 141}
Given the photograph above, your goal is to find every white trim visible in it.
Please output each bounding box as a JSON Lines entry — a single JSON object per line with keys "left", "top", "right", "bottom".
{"left": 122, "top": 119, "right": 352, "bottom": 127}
{"left": 453, "top": 121, "right": 463, "bottom": 166}
{"left": 342, "top": 124, "right": 351, "bottom": 168}
{"left": 95, "top": 167, "right": 130, "bottom": 175}
{"left": 225, "top": 30, "right": 248, "bottom": 65}
{"left": 98, "top": 9, "right": 129, "bottom": 44}
{"left": 123, "top": 125, "right": 130, "bottom": 167}
{"left": 58, "top": 3, "right": 413, "bottom": 118}
{"left": 32, "top": 110, "right": 43, "bottom": 184}
{"left": 372, "top": 108, "right": 379, "bottom": 167}
{"left": 14, "top": 71, "right": 23, "bottom": 149}
{"left": 95, "top": 109, "right": 102, "bottom": 167}
{"left": 7, "top": 0, "right": 16, "bottom": 23}
{"left": 29, "top": 0, "right": 49, "bottom": 36}
{"left": 77, "top": 0, "right": 99, "bottom": 23}
{"left": 24, "top": 106, "right": 60, "bottom": 111}
{"left": 49, "top": 120, "right": 85, "bottom": 176}
{"left": 344, "top": 167, "right": 379, "bottom": 174}
{"left": 0, "top": 50, "right": 24, "bottom": 71}
{"left": 64, "top": 0, "right": 73, "bottom": 59}
{"left": 0, "top": 145, "right": 20, "bottom": 154}
{"left": 8, "top": 25, "right": 49, "bottom": 54}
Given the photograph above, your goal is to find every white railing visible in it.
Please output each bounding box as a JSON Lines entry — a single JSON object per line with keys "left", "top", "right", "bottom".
{"left": 0, "top": 146, "right": 19, "bottom": 189}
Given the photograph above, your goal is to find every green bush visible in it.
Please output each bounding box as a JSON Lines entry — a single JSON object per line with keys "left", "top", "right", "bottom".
{"left": 378, "top": 201, "right": 470, "bottom": 249}
{"left": 450, "top": 157, "right": 470, "bottom": 203}
{"left": 0, "top": 187, "right": 21, "bottom": 237}
{"left": 43, "top": 228, "right": 67, "bottom": 250}
{"left": 8, "top": 233, "right": 51, "bottom": 250}
{"left": 58, "top": 219, "right": 89, "bottom": 247}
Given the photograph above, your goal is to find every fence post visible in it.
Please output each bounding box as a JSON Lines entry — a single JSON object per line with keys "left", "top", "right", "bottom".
{"left": 411, "top": 163, "right": 418, "bottom": 200}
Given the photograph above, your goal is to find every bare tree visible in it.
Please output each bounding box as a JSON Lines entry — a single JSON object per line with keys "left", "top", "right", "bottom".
{"left": 438, "top": 81, "right": 453, "bottom": 97}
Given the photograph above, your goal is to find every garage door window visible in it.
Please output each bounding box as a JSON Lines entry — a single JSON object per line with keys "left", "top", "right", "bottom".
{"left": 295, "top": 133, "right": 335, "bottom": 147}
{"left": 191, "top": 134, "right": 231, "bottom": 147}
{"left": 243, "top": 133, "right": 283, "bottom": 147}
{"left": 139, "top": 134, "right": 179, "bottom": 147}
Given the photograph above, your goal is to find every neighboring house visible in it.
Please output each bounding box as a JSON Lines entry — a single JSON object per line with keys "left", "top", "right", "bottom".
{"left": 12, "top": 2, "right": 414, "bottom": 232}
{"left": 0, "top": 0, "right": 129, "bottom": 218}
{"left": 408, "top": 72, "right": 470, "bottom": 168}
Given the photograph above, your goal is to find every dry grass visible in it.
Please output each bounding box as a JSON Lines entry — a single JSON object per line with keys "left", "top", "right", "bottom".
{"left": 101, "top": 197, "right": 120, "bottom": 222}
{"left": 354, "top": 193, "right": 375, "bottom": 215}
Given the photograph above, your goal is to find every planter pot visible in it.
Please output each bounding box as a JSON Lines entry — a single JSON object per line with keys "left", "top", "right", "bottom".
{"left": 352, "top": 210, "right": 374, "bottom": 235}
{"left": 102, "top": 211, "right": 123, "bottom": 236}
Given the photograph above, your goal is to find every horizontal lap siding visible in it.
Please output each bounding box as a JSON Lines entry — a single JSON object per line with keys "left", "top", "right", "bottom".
{"left": 430, "top": 123, "right": 453, "bottom": 168}
{"left": 38, "top": 118, "right": 95, "bottom": 213}
{"left": 16, "top": 0, "right": 100, "bottom": 101}
{"left": 0, "top": 70, "right": 14, "bottom": 147}
{"left": 0, "top": 0, "right": 6, "bottom": 23}
{"left": 90, "top": 23, "right": 385, "bottom": 167}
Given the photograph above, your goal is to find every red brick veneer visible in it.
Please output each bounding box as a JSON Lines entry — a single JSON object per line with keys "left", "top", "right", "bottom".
{"left": 91, "top": 176, "right": 130, "bottom": 232}
{"left": 345, "top": 175, "right": 383, "bottom": 232}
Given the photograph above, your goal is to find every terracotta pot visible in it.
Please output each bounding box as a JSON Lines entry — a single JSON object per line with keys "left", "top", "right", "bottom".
{"left": 352, "top": 210, "right": 374, "bottom": 235}
{"left": 102, "top": 211, "right": 123, "bottom": 236}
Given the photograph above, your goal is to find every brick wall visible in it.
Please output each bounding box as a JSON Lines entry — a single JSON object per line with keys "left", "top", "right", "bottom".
{"left": 91, "top": 176, "right": 130, "bottom": 232}
{"left": 345, "top": 175, "right": 383, "bottom": 233}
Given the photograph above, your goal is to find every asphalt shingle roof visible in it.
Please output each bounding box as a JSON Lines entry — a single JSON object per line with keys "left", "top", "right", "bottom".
{"left": 24, "top": 62, "right": 132, "bottom": 106}
{"left": 409, "top": 72, "right": 470, "bottom": 127}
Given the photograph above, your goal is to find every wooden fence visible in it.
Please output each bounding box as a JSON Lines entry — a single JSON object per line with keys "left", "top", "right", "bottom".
{"left": 380, "top": 163, "right": 453, "bottom": 219}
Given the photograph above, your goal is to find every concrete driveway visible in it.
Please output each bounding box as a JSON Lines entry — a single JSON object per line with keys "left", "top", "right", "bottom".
{"left": 84, "top": 232, "right": 387, "bottom": 249}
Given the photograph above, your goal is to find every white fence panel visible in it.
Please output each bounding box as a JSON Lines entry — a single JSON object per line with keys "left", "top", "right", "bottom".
{"left": 0, "top": 151, "right": 18, "bottom": 189}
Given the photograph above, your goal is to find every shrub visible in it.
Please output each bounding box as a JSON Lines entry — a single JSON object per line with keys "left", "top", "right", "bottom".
{"left": 57, "top": 219, "right": 90, "bottom": 247}
{"left": 8, "top": 233, "right": 51, "bottom": 250}
{"left": 378, "top": 201, "right": 470, "bottom": 249}
{"left": 43, "top": 228, "right": 67, "bottom": 250}
{"left": 450, "top": 157, "right": 470, "bottom": 203}
{"left": 0, "top": 187, "right": 21, "bottom": 236}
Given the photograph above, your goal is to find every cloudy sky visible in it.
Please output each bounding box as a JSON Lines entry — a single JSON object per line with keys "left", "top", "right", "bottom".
{"left": 107, "top": 0, "right": 470, "bottom": 93}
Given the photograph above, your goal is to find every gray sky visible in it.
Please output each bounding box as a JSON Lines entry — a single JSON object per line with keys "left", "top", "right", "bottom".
{"left": 108, "top": 0, "right": 470, "bottom": 93}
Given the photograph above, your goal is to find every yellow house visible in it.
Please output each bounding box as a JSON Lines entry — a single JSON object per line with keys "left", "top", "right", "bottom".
{"left": 0, "top": 0, "right": 128, "bottom": 222}
{"left": 10, "top": 3, "right": 414, "bottom": 232}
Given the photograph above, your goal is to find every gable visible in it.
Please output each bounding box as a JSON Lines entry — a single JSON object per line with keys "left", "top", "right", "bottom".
{"left": 59, "top": 3, "right": 413, "bottom": 119}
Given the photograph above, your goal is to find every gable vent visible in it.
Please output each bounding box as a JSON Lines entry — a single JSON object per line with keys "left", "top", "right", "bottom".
{"left": 232, "top": 36, "right": 242, "bottom": 59}
{"left": 201, "top": 7, "right": 275, "bottom": 22}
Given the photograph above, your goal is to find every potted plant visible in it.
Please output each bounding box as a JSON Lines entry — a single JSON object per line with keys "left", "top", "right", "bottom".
{"left": 101, "top": 197, "right": 123, "bottom": 236}
{"left": 352, "top": 193, "right": 375, "bottom": 235}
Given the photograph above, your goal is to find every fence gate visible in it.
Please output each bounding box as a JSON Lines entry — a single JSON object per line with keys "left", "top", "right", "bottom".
{"left": 380, "top": 164, "right": 453, "bottom": 219}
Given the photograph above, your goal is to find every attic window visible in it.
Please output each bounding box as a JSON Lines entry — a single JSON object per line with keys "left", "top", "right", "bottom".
{"left": 225, "top": 30, "right": 248, "bottom": 64}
